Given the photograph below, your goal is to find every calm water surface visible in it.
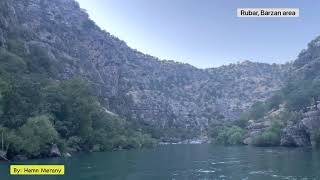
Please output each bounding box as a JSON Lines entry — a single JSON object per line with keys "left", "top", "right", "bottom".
{"left": 1, "top": 144, "right": 320, "bottom": 180}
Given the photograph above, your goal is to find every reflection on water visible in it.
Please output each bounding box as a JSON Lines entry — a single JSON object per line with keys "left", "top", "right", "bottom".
{"left": 1, "top": 144, "right": 320, "bottom": 180}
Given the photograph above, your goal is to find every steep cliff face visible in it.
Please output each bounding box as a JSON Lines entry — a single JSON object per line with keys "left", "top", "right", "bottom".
{"left": 206, "top": 61, "right": 289, "bottom": 120}
{"left": 279, "top": 37, "right": 320, "bottom": 147}
{"left": 0, "top": 0, "right": 288, "bottom": 139}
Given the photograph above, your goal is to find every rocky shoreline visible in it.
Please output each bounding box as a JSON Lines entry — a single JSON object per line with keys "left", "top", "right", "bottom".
{"left": 244, "top": 104, "right": 320, "bottom": 147}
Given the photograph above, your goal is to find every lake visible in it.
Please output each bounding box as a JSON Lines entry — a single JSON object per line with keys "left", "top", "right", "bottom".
{"left": 1, "top": 144, "right": 320, "bottom": 180}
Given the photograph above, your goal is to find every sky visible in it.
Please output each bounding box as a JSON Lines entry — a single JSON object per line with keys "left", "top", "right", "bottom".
{"left": 76, "top": 0, "right": 320, "bottom": 68}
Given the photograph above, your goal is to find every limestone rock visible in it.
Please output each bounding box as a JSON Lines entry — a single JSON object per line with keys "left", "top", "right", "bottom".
{"left": 50, "top": 144, "right": 61, "bottom": 157}
{"left": 63, "top": 152, "right": 72, "bottom": 158}
{"left": 301, "top": 110, "right": 320, "bottom": 134}
{"left": 280, "top": 123, "right": 310, "bottom": 147}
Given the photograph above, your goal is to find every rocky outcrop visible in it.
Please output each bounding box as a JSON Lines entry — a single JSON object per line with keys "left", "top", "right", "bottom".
{"left": 207, "top": 61, "right": 289, "bottom": 119}
{"left": 301, "top": 110, "right": 320, "bottom": 134}
{"left": 280, "top": 123, "right": 310, "bottom": 147}
{"left": 50, "top": 144, "right": 61, "bottom": 157}
{"left": 280, "top": 106, "right": 320, "bottom": 147}
{"left": 63, "top": 152, "right": 72, "bottom": 158}
{"left": 244, "top": 109, "right": 316, "bottom": 147}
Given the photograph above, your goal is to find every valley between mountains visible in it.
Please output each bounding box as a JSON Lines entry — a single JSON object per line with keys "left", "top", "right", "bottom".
{"left": 0, "top": 0, "right": 320, "bottom": 160}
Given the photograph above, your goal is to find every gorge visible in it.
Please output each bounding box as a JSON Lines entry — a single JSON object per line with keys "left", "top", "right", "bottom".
{"left": 0, "top": 0, "right": 320, "bottom": 161}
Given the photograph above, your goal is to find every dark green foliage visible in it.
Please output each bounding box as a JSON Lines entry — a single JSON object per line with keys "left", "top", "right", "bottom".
{"left": 285, "top": 80, "right": 320, "bottom": 111}
{"left": 0, "top": 41, "right": 156, "bottom": 160}
{"left": 17, "top": 115, "right": 58, "bottom": 157}
{"left": 252, "top": 121, "right": 282, "bottom": 147}
{"left": 0, "top": 115, "right": 58, "bottom": 158}
{"left": 210, "top": 125, "right": 245, "bottom": 145}
{"left": 208, "top": 125, "right": 222, "bottom": 140}
{"left": 1, "top": 77, "right": 46, "bottom": 128}
{"left": 233, "top": 116, "right": 249, "bottom": 128}
{"left": 43, "top": 78, "right": 96, "bottom": 139}
{"left": 285, "top": 83, "right": 313, "bottom": 111}
{"left": 26, "top": 46, "right": 60, "bottom": 76}
{"left": 249, "top": 102, "right": 268, "bottom": 120}
{"left": 0, "top": 75, "right": 156, "bottom": 158}
{"left": 266, "top": 94, "right": 283, "bottom": 110}
{"left": 238, "top": 97, "right": 280, "bottom": 122}
{"left": 252, "top": 131, "right": 280, "bottom": 147}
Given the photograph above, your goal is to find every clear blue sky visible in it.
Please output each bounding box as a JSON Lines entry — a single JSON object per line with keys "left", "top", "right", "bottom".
{"left": 76, "top": 0, "right": 320, "bottom": 68}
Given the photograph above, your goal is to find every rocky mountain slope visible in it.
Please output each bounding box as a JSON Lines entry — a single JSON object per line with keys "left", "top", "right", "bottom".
{"left": 243, "top": 37, "right": 320, "bottom": 147}
{"left": 0, "top": 0, "right": 289, "bottom": 140}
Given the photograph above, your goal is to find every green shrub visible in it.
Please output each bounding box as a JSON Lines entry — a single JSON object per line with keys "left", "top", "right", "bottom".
{"left": 266, "top": 93, "right": 283, "bottom": 110}
{"left": 252, "top": 121, "right": 281, "bottom": 147}
{"left": 252, "top": 131, "right": 280, "bottom": 146}
{"left": 66, "top": 136, "right": 82, "bottom": 152}
{"left": 282, "top": 80, "right": 320, "bottom": 111}
{"left": 233, "top": 115, "right": 249, "bottom": 128}
{"left": 214, "top": 126, "right": 245, "bottom": 145}
{"left": 249, "top": 101, "right": 268, "bottom": 120}
{"left": 18, "top": 115, "right": 58, "bottom": 157}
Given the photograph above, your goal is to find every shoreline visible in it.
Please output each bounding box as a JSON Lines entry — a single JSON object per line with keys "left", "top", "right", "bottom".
{"left": 2, "top": 143, "right": 315, "bottom": 162}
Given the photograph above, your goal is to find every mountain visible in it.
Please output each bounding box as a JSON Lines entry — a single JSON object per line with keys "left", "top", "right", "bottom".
{"left": 0, "top": 0, "right": 290, "bottom": 144}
